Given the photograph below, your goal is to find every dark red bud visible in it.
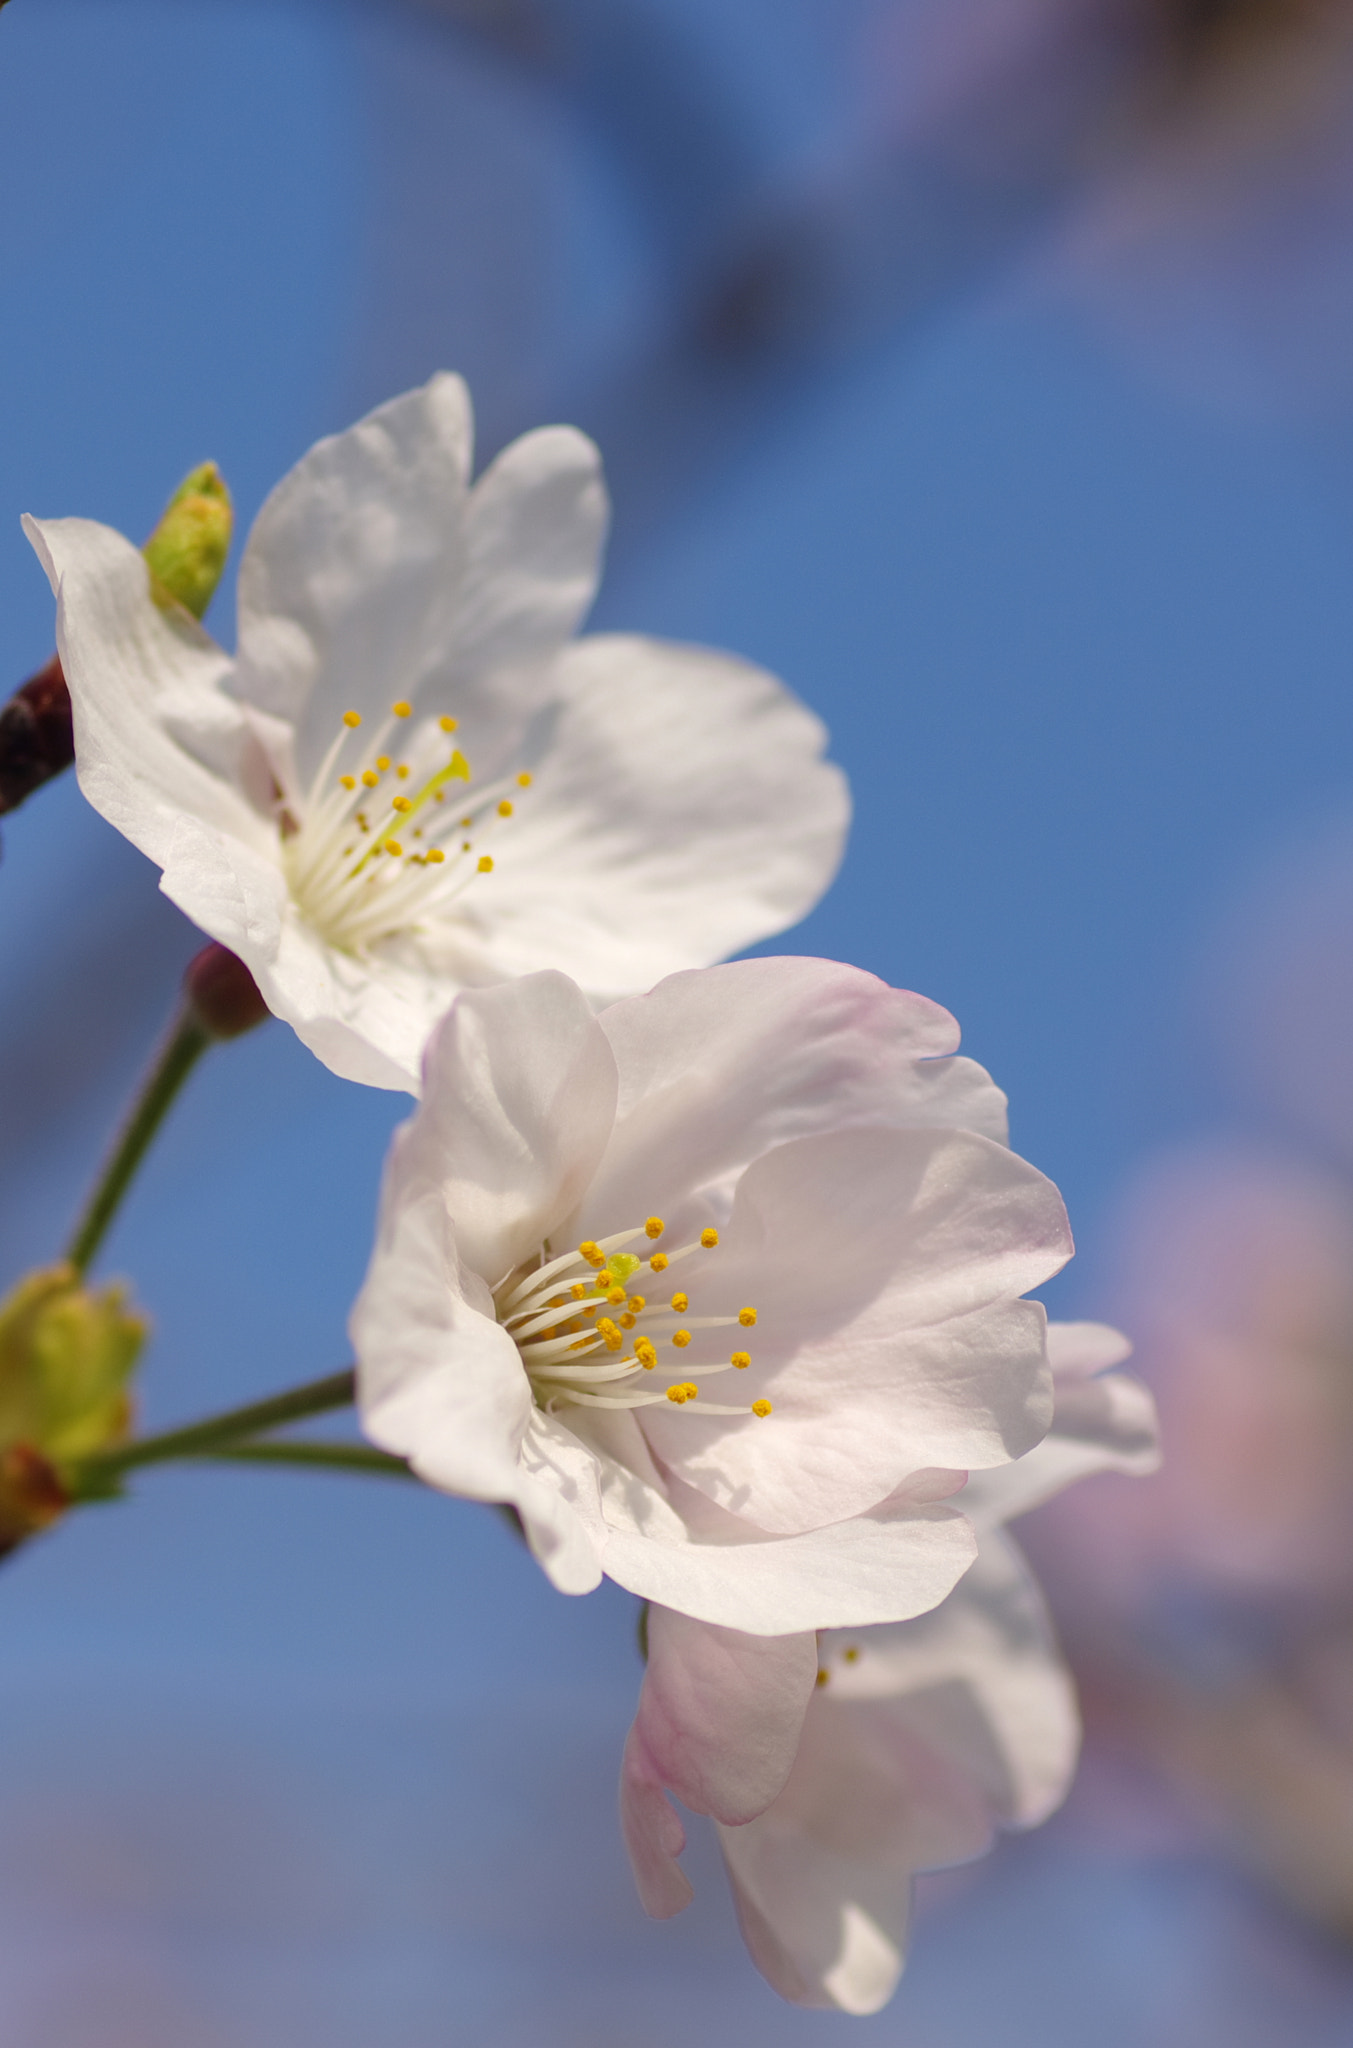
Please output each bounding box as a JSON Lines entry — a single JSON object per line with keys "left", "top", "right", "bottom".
{"left": 0, "top": 654, "right": 74, "bottom": 816}
{"left": 183, "top": 943, "right": 270, "bottom": 1040}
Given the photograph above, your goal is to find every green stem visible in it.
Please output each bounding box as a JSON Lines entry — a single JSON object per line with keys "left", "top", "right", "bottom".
{"left": 199, "top": 1440, "right": 412, "bottom": 1480}
{"left": 67, "top": 1368, "right": 356, "bottom": 1498}
{"left": 66, "top": 1005, "right": 211, "bottom": 1274}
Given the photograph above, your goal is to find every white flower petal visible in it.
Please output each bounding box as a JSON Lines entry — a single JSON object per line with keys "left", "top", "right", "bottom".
{"left": 597, "top": 1479, "right": 979, "bottom": 1636}
{"left": 352, "top": 1185, "right": 604, "bottom": 1595}
{"left": 563, "top": 957, "right": 1007, "bottom": 1242}
{"left": 449, "top": 425, "right": 608, "bottom": 689}
{"left": 233, "top": 374, "right": 475, "bottom": 759}
{"left": 639, "top": 1126, "right": 1066, "bottom": 1533}
{"left": 389, "top": 973, "right": 619, "bottom": 1281}
{"left": 961, "top": 1323, "right": 1160, "bottom": 1528}
{"left": 233, "top": 380, "right": 608, "bottom": 795}
{"left": 819, "top": 1530, "right": 1081, "bottom": 1828}
{"left": 467, "top": 638, "right": 850, "bottom": 990}
{"left": 157, "top": 811, "right": 288, "bottom": 962}
{"left": 24, "top": 515, "right": 272, "bottom": 864}
{"left": 620, "top": 1610, "right": 818, "bottom": 1917}
{"left": 1046, "top": 1318, "right": 1135, "bottom": 1379}
{"left": 718, "top": 1529, "right": 1079, "bottom": 2012}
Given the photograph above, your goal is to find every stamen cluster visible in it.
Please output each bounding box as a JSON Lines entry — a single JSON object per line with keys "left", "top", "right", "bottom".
{"left": 281, "top": 699, "right": 532, "bottom": 954}
{"left": 493, "top": 1218, "right": 768, "bottom": 1419}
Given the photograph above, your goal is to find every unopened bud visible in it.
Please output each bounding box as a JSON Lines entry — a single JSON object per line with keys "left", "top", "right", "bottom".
{"left": 0, "top": 1263, "right": 147, "bottom": 1552}
{"left": 183, "top": 942, "right": 270, "bottom": 1039}
{"left": 143, "top": 462, "right": 232, "bottom": 620}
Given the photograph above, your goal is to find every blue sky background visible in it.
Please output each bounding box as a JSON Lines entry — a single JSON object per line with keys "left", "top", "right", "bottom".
{"left": 3, "top": 1, "right": 1353, "bottom": 2040}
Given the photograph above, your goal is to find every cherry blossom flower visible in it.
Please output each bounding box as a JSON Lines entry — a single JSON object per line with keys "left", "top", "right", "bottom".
{"left": 24, "top": 375, "right": 848, "bottom": 1090}
{"left": 621, "top": 1321, "right": 1158, "bottom": 2013}
{"left": 351, "top": 956, "right": 1073, "bottom": 1634}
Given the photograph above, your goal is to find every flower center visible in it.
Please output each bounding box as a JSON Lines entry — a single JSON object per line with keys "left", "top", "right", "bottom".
{"left": 279, "top": 701, "right": 531, "bottom": 954}
{"left": 494, "top": 1219, "right": 772, "bottom": 1420}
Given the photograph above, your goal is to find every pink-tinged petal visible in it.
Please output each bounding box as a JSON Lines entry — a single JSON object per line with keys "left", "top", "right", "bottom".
{"left": 640, "top": 1126, "right": 1067, "bottom": 1533}
{"left": 620, "top": 1611, "right": 816, "bottom": 1920}
{"left": 352, "top": 1187, "right": 604, "bottom": 1596}
{"left": 566, "top": 958, "right": 1007, "bottom": 1241}
{"left": 1046, "top": 1319, "right": 1134, "bottom": 1380}
{"left": 619, "top": 1726, "right": 693, "bottom": 1919}
{"left": 24, "top": 516, "right": 272, "bottom": 864}
{"left": 719, "top": 1530, "right": 1079, "bottom": 2012}
{"left": 391, "top": 973, "right": 618, "bottom": 1279}
{"left": 961, "top": 1324, "right": 1159, "bottom": 1529}
{"left": 718, "top": 1697, "right": 985, "bottom": 2014}
{"left": 471, "top": 643, "right": 851, "bottom": 995}
{"left": 233, "top": 375, "right": 475, "bottom": 766}
{"left": 636, "top": 1608, "right": 818, "bottom": 1825}
{"left": 597, "top": 1476, "right": 979, "bottom": 1635}
{"left": 819, "top": 1530, "right": 1081, "bottom": 1829}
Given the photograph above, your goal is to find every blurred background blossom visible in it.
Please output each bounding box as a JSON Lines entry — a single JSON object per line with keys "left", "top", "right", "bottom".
{"left": 8, "top": 0, "right": 1353, "bottom": 2038}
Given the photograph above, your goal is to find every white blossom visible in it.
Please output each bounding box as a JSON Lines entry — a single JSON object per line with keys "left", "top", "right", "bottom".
{"left": 25, "top": 376, "right": 848, "bottom": 1090}
{"left": 351, "top": 957, "right": 1072, "bottom": 1634}
{"left": 620, "top": 1322, "right": 1159, "bottom": 2013}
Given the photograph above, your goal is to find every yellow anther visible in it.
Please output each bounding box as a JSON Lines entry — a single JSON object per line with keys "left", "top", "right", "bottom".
{"left": 440, "top": 715, "right": 458, "bottom": 733}
{"left": 670, "top": 1292, "right": 688, "bottom": 1314}
{"left": 731, "top": 1351, "right": 750, "bottom": 1369}
{"left": 635, "top": 1339, "right": 657, "bottom": 1369}
{"left": 461, "top": 817, "right": 473, "bottom": 828}
{"left": 627, "top": 1295, "right": 646, "bottom": 1314}
{"left": 516, "top": 771, "right": 532, "bottom": 787}
{"left": 578, "top": 1242, "right": 605, "bottom": 1268}
{"left": 571, "top": 1283, "right": 588, "bottom": 1300}
{"left": 569, "top": 1338, "right": 592, "bottom": 1352}
{"left": 843, "top": 1647, "right": 860, "bottom": 1664}
{"left": 361, "top": 770, "right": 380, "bottom": 789}
{"left": 339, "top": 774, "right": 356, "bottom": 791}
{"left": 478, "top": 855, "right": 494, "bottom": 873}
{"left": 342, "top": 710, "right": 362, "bottom": 728}
{"left": 392, "top": 700, "right": 412, "bottom": 718}
{"left": 700, "top": 1228, "right": 719, "bottom": 1249}
{"left": 462, "top": 842, "right": 472, "bottom": 852}
{"left": 752, "top": 1399, "right": 773, "bottom": 1418}
{"left": 426, "top": 848, "right": 445, "bottom": 864}
{"left": 597, "top": 1318, "right": 624, "bottom": 1352}
{"left": 392, "top": 796, "right": 412, "bottom": 813}
{"left": 498, "top": 800, "right": 513, "bottom": 818}
{"left": 666, "top": 1384, "right": 688, "bottom": 1404}
{"left": 672, "top": 1330, "right": 691, "bottom": 1349}
{"left": 384, "top": 839, "right": 403, "bottom": 857}
{"left": 645, "top": 1217, "right": 664, "bottom": 1239}
{"left": 376, "top": 755, "right": 391, "bottom": 772}
{"left": 619, "top": 1312, "right": 636, "bottom": 1329}
{"left": 815, "top": 1667, "right": 829, "bottom": 1687}
{"left": 396, "top": 764, "right": 411, "bottom": 780}
{"left": 738, "top": 1307, "right": 757, "bottom": 1328}
{"left": 649, "top": 1253, "right": 669, "bottom": 1273}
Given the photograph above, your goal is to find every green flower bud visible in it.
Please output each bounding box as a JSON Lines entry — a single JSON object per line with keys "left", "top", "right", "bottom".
{"left": 142, "top": 461, "right": 232, "bottom": 620}
{"left": 0, "top": 1263, "right": 147, "bottom": 1480}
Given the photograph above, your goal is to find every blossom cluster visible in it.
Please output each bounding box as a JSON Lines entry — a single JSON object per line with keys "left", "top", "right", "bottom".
{"left": 22, "top": 374, "right": 1158, "bottom": 2012}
